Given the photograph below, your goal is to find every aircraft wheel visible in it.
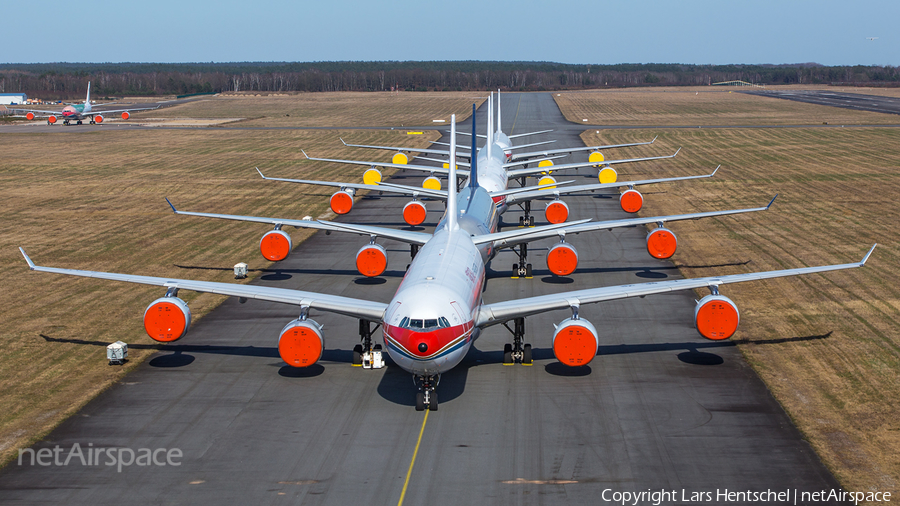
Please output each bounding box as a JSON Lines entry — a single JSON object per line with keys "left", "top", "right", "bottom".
{"left": 523, "top": 344, "right": 533, "bottom": 365}
{"left": 518, "top": 216, "right": 525, "bottom": 226}
{"left": 512, "top": 263, "right": 518, "bottom": 276}
{"left": 415, "top": 392, "right": 426, "bottom": 411}
{"left": 525, "top": 264, "right": 533, "bottom": 277}
{"left": 529, "top": 216, "right": 535, "bottom": 227}
{"left": 503, "top": 343, "right": 513, "bottom": 365}
{"left": 428, "top": 392, "right": 438, "bottom": 411}
{"left": 77, "top": 120, "right": 82, "bottom": 125}
{"left": 352, "top": 344, "right": 363, "bottom": 365}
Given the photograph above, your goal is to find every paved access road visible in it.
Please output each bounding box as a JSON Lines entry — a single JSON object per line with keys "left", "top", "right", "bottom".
{"left": 744, "top": 88, "right": 900, "bottom": 116}
{"left": 0, "top": 93, "right": 847, "bottom": 505}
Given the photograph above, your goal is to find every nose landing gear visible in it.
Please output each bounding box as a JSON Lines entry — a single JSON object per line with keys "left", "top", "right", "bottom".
{"left": 414, "top": 374, "right": 439, "bottom": 411}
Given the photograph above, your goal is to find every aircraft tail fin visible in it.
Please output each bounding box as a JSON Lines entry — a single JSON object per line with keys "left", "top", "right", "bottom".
{"left": 469, "top": 104, "right": 478, "bottom": 190}
{"left": 446, "top": 114, "right": 459, "bottom": 231}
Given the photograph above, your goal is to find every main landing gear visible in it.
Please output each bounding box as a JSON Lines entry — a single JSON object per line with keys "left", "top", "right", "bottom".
{"left": 511, "top": 243, "right": 532, "bottom": 279}
{"left": 352, "top": 320, "right": 384, "bottom": 369}
{"left": 518, "top": 200, "right": 535, "bottom": 228}
{"left": 414, "top": 374, "right": 439, "bottom": 411}
{"left": 501, "top": 317, "right": 533, "bottom": 366}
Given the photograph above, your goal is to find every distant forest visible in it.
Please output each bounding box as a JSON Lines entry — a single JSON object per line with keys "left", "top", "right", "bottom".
{"left": 2, "top": 61, "right": 899, "bottom": 99}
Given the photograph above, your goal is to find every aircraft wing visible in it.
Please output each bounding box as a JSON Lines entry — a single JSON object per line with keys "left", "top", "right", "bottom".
{"left": 475, "top": 245, "right": 876, "bottom": 327}
{"left": 9, "top": 107, "right": 66, "bottom": 116}
{"left": 504, "top": 167, "right": 717, "bottom": 205}
{"left": 509, "top": 137, "right": 657, "bottom": 161}
{"left": 166, "top": 200, "right": 433, "bottom": 246}
{"left": 340, "top": 138, "right": 470, "bottom": 155}
{"left": 88, "top": 105, "right": 161, "bottom": 115}
{"left": 256, "top": 168, "right": 448, "bottom": 199}
{"left": 19, "top": 248, "right": 386, "bottom": 321}
{"left": 474, "top": 196, "right": 776, "bottom": 248}
{"left": 507, "top": 149, "right": 680, "bottom": 178}
{"left": 302, "top": 151, "right": 471, "bottom": 178}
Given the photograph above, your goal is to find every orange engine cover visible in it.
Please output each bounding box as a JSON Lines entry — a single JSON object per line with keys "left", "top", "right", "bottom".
{"left": 620, "top": 189, "right": 643, "bottom": 213}
{"left": 144, "top": 297, "right": 191, "bottom": 342}
{"left": 330, "top": 190, "right": 354, "bottom": 214}
{"left": 694, "top": 295, "right": 740, "bottom": 340}
{"left": 356, "top": 243, "right": 387, "bottom": 277}
{"left": 48, "top": 115, "right": 57, "bottom": 124}
{"left": 260, "top": 229, "right": 292, "bottom": 261}
{"left": 544, "top": 200, "right": 569, "bottom": 224}
{"left": 552, "top": 318, "right": 599, "bottom": 366}
{"left": 278, "top": 319, "right": 324, "bottom": 367}
{"left": 402, "top": 200, "right": 427, "bottom": 226}
{"left": 547, "top": 242, "right": 578, "bottom": 276}
{"left": 26, "top": 112, "right": 35, "bottom": 120}
{"left": 646, "top": 227, "right": 677, "bottom": 259}
{"left": 121, "top": 111, "right": 130, "bottom": 120}
{"left": 94, "top": 115, "right": 104, "bottom": 123}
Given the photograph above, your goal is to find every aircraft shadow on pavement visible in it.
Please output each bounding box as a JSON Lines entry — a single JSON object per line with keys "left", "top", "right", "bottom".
{"left": 485, "top": 263, "right": 678, "bottom": 281}
{"left": 174, "top": 264, "right": 408, "bottom": 279}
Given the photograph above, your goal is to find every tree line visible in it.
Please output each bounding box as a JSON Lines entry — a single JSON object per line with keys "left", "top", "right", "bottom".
{"left": 1, "top": 61, "right": 898, "bottom": 98}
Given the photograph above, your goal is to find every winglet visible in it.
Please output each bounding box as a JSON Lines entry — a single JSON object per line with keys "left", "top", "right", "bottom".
{"left": 19, "top": 247, "right": 35, "bottom": 270}
{"left": 651, "top": 135, "right": 658, "bottom": 143}
{"left": 861, "top": 244, "right": 877, "bottom": 266}
{"left": 165, "top": 197, "right": 178, "bottom": 213}
{"left": 673, "top": 147, "right": 681, "bottom": 156}
{"left": 256, "top": 167, "right": 267, "bottom": 179}
{"left": 710, "top": 165, "right": 720, "bottom": 177}
{"left": 766, "top": 194, "right": 778, "bottom": 210}
{"left": 301, "top": 149, "right": 310, "bottom": 159}
{"left": 340, "top": 138, "right": 347, "bottom": 146}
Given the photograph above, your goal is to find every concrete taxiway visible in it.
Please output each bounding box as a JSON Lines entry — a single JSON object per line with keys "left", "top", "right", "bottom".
{"left": 0, "top": 93, "right": 847, "bottom": 504}
{"left": 744, "top": 88, "right": 900, "bottom": 116}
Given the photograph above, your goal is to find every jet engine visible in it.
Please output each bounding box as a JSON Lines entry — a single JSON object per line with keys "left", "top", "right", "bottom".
{"left": 121, "top": 111, "right": 130, "bottom": 120}
{"left": 546, "top": 241, "right": 578, "bottom": 276}
{"left": 330, "top": 189, "right": 355, "bottom": 214}
{"left": 260, "top": 229, "right": 292, "bottom": 261}
{"left": 646, "top": 227, "right": 677, "bottom": 259}
{"left": 598, "top": 166, "right": 618, "bottom": 184}
{"left": 392, "top": 152, "right": 408, "bottom": 165}
{"left": 402, "top": 200, "right": 427, "bottom": 226}
{"left": 363, "top": 168, "right": 382, "bottom": 185}
{"left": 26, "top": 112, "right": 35, "bottom": 120}
{"left": 538, "top": 175, "right": 557, "bottom": 188}
{"left": 356, "top": 243, "right": 387, "bottom": 277}
{"left": 48, "top": 115, "right": 57, "bottom": 124}
{"left": 422, "top": 176, "right": 441, "bottom": 191}
{"left": 552, "top": 317, "right": 598, "bottom": 366}
{"left": 694, "top": 294, "right": 740, "bottom": 340}
{"left": 619, "top": 189, "right": 643, "bottom": 213}
{"left": 94, "top": 115, "right": 104, "bottom": 124}
{"left": 144, "top": 296, "right": 191, "bottom": 342}
{"left": 278, "top": 318, "right": 324, "bottom": 367}
{"left": 544, "top": 199, "right": 569, "bottom": 224}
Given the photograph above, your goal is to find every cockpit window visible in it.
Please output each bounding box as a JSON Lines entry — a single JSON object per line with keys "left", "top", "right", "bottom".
{"left": 398, "top": 316, "right": 451, "bottom": 330}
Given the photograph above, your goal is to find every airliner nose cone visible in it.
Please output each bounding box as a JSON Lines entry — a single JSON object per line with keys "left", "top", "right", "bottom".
{"left": 418, "top": 343, "right": 428, "bottom": 353}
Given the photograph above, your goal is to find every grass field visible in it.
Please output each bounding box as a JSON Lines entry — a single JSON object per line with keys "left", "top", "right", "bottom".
{"left": 140, "top": 91, "right": 485, "bottom": 128}
{"left": 581, "top": 126, "right": 900, "bottom": 495}
{"left": 554, "top": 86, "right": 900, "bottom": 126}
{"left": 0, "top": 120, "right": 447, "bottom": 466}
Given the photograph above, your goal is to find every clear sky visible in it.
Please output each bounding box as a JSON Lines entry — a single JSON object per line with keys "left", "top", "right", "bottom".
{"left": 3, "top": 0, "right": 896, "bottom": 66}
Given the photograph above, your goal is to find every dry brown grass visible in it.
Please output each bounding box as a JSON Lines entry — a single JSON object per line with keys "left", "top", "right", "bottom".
{"left": 581, "top": 127, "right": 900, "bottom": 495}
{"left": 140, "top": 91, "right": 484, "bottom": 127}
{"left": 0, "top": 120, "right": 444, "bottom": 466}
{"left": 555, "top": 86, "right": 900, "bottom": 126}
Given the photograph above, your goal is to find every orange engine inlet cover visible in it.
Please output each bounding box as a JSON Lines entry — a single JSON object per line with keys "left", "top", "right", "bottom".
{"left": 646, "top": 227, "right": 677, "bottom": 259}
{"left": 356, "top": 243, "right": 387, "bottom": 277}
{"left": 260, "top": 230, "right": 292, "bottom": 261}
{"left": 620, "top": 189, "right": 643, "bottom": 213}
{"left": 547, "top": 242, "right": 578, "bottom": 276}
{"left": 402, "top": 200, "right": 427, "bottom": 226}
{"left": 278, "top": 320, "right": 324, "bottom": 367}
{"left": 544, "top": 200, "right": 569, "bottom": 224}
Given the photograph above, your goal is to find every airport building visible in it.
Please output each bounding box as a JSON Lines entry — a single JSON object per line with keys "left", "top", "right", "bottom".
{"left": 0, "top": 93, "right": 27, "bottom": 105}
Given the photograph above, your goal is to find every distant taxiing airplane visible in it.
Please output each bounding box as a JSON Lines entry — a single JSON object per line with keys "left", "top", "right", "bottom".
{"left": 20, "top": 113, "right": 874, "bottom": 410}
{"left": 11, "top": 82, "right": 159, "bottom": 125}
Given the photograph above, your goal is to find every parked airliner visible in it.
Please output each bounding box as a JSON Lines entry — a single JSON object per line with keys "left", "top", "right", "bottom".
{"left": 20, "top": 114, "right": 874, "bottom": 410}
{"left": 12, "top": 82, "right": 159, "bottom": 125}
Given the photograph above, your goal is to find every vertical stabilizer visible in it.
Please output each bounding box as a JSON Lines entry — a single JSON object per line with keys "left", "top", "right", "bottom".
{"left": 486, "top": 92, "right": 493, "bottom": 160}
{"left": 446, "top": 114, "right": 459, "bottom": 231}
{"left": 84, "top": 82, "right": 92, "bottom": 112}
{"left": 469, "top": 104, "right": 478, "bottom": 189}
{"left": 496, "top": 89, "right": 501, "bottom": 135}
